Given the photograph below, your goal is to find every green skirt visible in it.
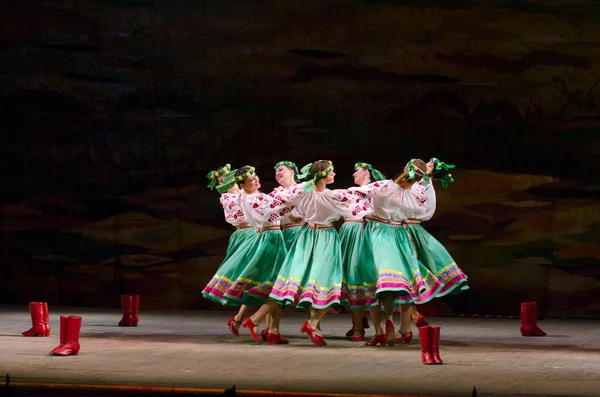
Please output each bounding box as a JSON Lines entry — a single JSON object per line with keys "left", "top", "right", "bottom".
{"left": 403, "top": 224, "right": 469, "bottom": 298}
{"left": 202, "top": 229, "right": 287, "bottom": 307}
{"left": 339, "top": 221, "right": 377, "bottom": 309}
{"left": 224, "top": 227, "right": 255, "bottom": 261}
{"left": 361, "top": 220, "right": 439, "bottom": 304}
{"left": 282, "top": 224, "right": 304, "bottom": 250}
{"left": 269, "top": 225, "right": 343, "bottom": 309}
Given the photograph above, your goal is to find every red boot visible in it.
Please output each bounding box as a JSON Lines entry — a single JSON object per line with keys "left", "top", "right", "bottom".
{"left": 42, "top": 302, "right": 51, "bottom": 337}
{"left": 22, "top": 302, "right": 48, "bottom": 337}
{"left": 520, "top": 302, "right": 546, "bottom": 337}
{"left": 118, "top": 295, "right": 133, "bottom": 327}
{"left": 430, "top": 326, "right": 443, "bottom": 365}
{"left": 418, "top": 326, "right": 434, "bottom": 365}
{"left": 49, "top": 315, "right": 68, "bottom": 355}
{"left": 131, "top": 295, "right": 140, "bottom": 327}
{"left": 50, "top": 316, "right": 82, "bottom": 356}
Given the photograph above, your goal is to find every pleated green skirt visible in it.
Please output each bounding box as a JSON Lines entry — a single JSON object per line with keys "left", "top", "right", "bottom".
{"left": 339, "top": 221, "right": 378, "bottom": 309}
{"left": 269, "top": 225, "right": 343, "bottom": 309}
{"left": 403, "top": 224, "right": 469, "bottom": 298}
{"left": 202, "top": 229, "right": 287, "bottom": 307}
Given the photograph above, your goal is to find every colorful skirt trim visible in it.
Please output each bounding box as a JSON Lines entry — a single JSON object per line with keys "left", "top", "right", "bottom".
{"left": 339, "top": 220, "right": 378, "bottom": 309}
{"left": 202, "top": 229, "right": 287, "bottom": 307}
{"left": 269, "top": 225, "right": 343, "bottom": 309}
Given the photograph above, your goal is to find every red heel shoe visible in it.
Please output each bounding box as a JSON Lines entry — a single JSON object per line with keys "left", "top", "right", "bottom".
{"left": 227, "top": 316, "right": 242, "bottom": 337}
{"left": 300, "top": 321, "right": 322, "bottom": 346}
{"left": 242, "top": 318, "right": 261, "bottom": 343}
{"left": 385, "top": 320, "right": 396, "bottom": 346}
{"left": 396, "top": 331, "right": 413, "bottom": 344}
{"left": 345, "top": 325, "right": 354, "bottom": 338}
{"left": 365, "top": 333, "right": 387, "bottom": 346}
{"left": 267, "top": 332, "right": 289, "bottom": 345}
{"left": 351, "top": 330, "right": 365, "bottom": 342}
{"left": 261, "top": 329, "right": 269, "bottom": 342}
{"left": 415, "top": 314, "right": 429, "bottom": 328}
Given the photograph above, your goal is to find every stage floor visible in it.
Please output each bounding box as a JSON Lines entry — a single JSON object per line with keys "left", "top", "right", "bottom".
{"left": 1, "top": 305, "right": 599, "bottom": 397}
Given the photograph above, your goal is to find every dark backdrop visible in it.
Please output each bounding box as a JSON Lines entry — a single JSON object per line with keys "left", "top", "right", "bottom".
{"left": 1, "top": 0, "right": 599, "bottom": 317}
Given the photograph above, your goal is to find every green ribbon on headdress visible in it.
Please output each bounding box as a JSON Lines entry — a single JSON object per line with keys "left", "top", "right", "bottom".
{"left": 297, "top": 162, "right": 312, "bottom": 181}
{"left": 206, "top": 164, "right": 231, "bottom": 190}
{"left": 302, "top": 160, "right": 334, "bottom": 192}
{"left": 354, "top": 162, "right": 386, "bottom": 181}
{"left": 216, "top": 170, "right": 237, "bottom": 194}
{"left": 405, "top": 158, "right": 430, "bottom": 186}
{"left": 274, "top": 160, "right": 300, "bottom": 176}
{"left": 430, "top": 157, "right": 456, "bottom": 189}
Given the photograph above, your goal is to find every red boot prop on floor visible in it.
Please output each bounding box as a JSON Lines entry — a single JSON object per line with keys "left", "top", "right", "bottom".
{"left": 50, "top": 316, "right": 82, "bottom": 356}
{"left": 22, "top": 302, "right": 49, "bottom": 337}
{"left": 42, "top": 302, "right": 51, "bottom": 336}
{"left": 520, "top": 302, "right": 547, "bottom": 337}
{"left": 131, "top": 295, "right": 140, "bottom": 327}
{"left": 118, "top": 295, "right": 133, "bottom": 327}
{"left": 430, "top": 326, "right": 443, "bottom": 365}
{"left": 418, "top": 326, "right": 434, "bottom": 365}
{"left": 49, "top": 315, "right": 68, "bottom": 355}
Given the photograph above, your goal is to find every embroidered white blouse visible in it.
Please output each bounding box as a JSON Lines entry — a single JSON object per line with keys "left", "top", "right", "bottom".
{"left": 245, "top": 183, "right": 372, "bottom": 226}
{"left": 220, "top": 193, "right": 245, "bottom": 226}
{"left": 343, "top": 191, "right": 373, "bottom": 221}
{"left": 408, "top": 181, "right": 436, "bottom": 221}
{"left": 348, "top": 179, "right": 427, "bottom": 221}
{"left": 237, "top": 191, "right": 284, "bottom": 228}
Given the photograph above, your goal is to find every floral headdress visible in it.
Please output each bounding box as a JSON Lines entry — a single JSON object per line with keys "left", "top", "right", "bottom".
{"left": 235, "top": 166, "right": 256, "bottom": 183}
{"left": 405, "top": 158, "right": 430, "bottom": 186}
{"left": 430, "top": 157, "right": 455, "bottom": 188}
{"left": 299, "top": 160, "right": 334, "bottom": 192}
{"left": 206, "top": 164, "right": 231, "bottom": 190}
{"left": 274, "top": 160, "right": 300, "bottom": 179}
{"left": 216, "top": 170, "right": 237, "bottom": 194}
{"left": 354, "top": 162, "right": 386, "bottom": 181}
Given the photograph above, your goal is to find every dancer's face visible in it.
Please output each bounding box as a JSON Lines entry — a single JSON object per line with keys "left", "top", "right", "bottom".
{"left": 275, "top": 166, "right": 295, "bottom": 188}
{"left": 241, "top": 174, "right": 261, "bottom": 193}
{"left": 324, "top": 170, "right": 335, "bottom": 184}
{"left": 352, "top": 167, "right": 370, "bottom": 186}
{"left": 217, "top": 176, "right": 224, "bottom": 184}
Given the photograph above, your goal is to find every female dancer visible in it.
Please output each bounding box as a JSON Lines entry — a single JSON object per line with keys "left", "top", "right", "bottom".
{"left": 390, "top": 158, "right": 468, "bottom": 360}
{"left": 403, "top": 157, "right": 468, "bottom": 298}
{"left": 349, "top": 159, "right": 436, "bottom": 347}
{"left": 241, "top": 160, "right": 372, "bottom": 346}
{"left": 258, "top": 160, "right": 305, "bottom": 341}
{"left": 203, "top": 166, "right": 289, "bottom": 344}
{"left": 342, "top": 162, "right": 386, "bottom": 341}
{"left": 274, "top": 161, "right": 306, "bottom": 248}
{"left": 204, "top": 164, "right": 256, "bottom": 336}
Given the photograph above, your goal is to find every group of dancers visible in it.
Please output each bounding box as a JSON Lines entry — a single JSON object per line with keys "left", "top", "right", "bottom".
{"left": 201, "top": 158, "right": 469, "bottom": 365}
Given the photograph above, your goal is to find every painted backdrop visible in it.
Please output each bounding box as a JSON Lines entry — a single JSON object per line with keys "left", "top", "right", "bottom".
{"left": 1, "top": 0, "right": 599, "bottom": 317}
